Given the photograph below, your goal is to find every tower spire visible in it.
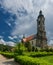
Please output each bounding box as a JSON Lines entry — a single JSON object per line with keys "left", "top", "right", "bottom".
{"left": 39, "top": 10, "right": 42, "bottom": 15}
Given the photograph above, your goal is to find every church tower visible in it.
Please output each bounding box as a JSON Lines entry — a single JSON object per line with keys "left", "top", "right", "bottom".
{"left": 36, "top": 10, "right": 47, "bottom": 48}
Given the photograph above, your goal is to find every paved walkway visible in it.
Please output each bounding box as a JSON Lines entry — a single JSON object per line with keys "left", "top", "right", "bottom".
{"left": 0, "top": 55, "right": 20, "bottom": 65}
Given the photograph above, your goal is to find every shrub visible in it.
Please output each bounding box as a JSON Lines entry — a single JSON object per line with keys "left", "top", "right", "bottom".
{"left": 49, "top": 48, "right": 53, "bottom": 52}
{"left": 40, "top": 48, "right": 53, "bottom": 52}
{"left": 14, "top": 55, "right": 52, "bottom": 65}
{"left": 14, "top": 43, "right": 27, "bottom": 55}
{"left": 29, "top": 52, "right": 53, "bottom": 57}
{"left": 35, "top": 48, "right": 38, "bottom": 52}
{"left": 25, "top": 42, "right": 32, "bottom": 52}
{"left": 1, "top": 52, "right": 14, "bottom": 58}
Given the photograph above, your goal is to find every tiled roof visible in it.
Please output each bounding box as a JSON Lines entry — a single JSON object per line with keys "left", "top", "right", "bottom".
{"left": 23, "top": 34, "right": 36, "bottom": 42}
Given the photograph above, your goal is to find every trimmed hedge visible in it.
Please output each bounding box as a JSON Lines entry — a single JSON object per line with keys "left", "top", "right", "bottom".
{"left": 30, "top": 52, "right": 53, "bottom": 57}
{"left": 14, "top": 55, "right": 52, "bottom": 65}
{"left": 23, "top": 52, "right": 53, "bottom": 57}
{"left": 0, "top": 52, "right": 14, "bottom": 58}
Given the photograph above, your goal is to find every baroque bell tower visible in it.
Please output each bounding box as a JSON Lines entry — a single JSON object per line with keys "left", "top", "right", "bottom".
{"left": 36, "top": 10, "right": 47, "bottom": 48}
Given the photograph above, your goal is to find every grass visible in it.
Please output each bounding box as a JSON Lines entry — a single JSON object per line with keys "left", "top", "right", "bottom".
{"left": 38, "top": 55, "right": 53, "bottom": 64}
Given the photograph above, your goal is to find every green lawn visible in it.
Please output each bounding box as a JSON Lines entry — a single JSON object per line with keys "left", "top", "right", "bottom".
{"left": 38, "top": 55, "right": 53, "bottom": 64}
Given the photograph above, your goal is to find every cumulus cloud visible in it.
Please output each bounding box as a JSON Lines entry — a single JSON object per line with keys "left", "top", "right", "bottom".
{"left": 0, "top": 0, "right": 33, "bottom": 14}
{"left": 6, "top": 22, "right": 12, "bottom": 27}
{"left": 0, "top": 39, "right": 6, "bottom": 45}
{"left": 8, "top": 36, "right": 14, "bottom": 40}
{"left": 0, "top": 36, "right": 3, "bottom": 39}
{"left": 48, "top": 40, "right": 53, "bottom": 45}
{"left": 0, "top": 38, "right": 15, "bottom": 46}
{"left": 8, "top": 35, "right": 17, "bottom": 40}
{"left": 0, "top": 0, "right": 37, "bottom": 36}
{"left": 0, "top": 0, "right": 53, "bottom": 44}
{"left": 6, "top": 41, "right": 15, "bottom": 46}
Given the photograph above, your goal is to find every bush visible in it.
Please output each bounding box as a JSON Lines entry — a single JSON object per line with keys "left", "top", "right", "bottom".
{"left": 49, "top": 48, "right": 53, "bottom": 52}
{"left": 14, "top": 43, "right": 27, "bottom": 55}
{"left": 0, "top": 52, "right": 14, "bottom": 58}
{"left": 14, "top": 55, "right": 52, "bottom": 65}
{"left": 35, "top": 48, "right": 38, "bottom": 52}
{"left": 40, "top": 48, "right": 53, "bottom": 52}
{"left": 22, "top": 52, "right": 53, "bottom": 58}
{"left": 29, "top": 52, "right": 53, "bottom": 57}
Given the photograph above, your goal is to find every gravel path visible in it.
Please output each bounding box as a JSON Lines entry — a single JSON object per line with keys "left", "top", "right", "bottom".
{"left": 0, "top": 55, "right": 20, "bottom": 65}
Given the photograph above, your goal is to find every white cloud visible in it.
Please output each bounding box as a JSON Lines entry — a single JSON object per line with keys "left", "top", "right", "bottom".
{"left": 13, "top": 36, "right": 17, "bottom": 39}
{"left": 50, "top": 0, "right": 53, "bottom": 3}
{"left": 8, "top": 36, "right": 14, "bottom": 40}
{"left": 5, "top": 17, "right": 14, "bottom": 27}
{"left": 49, "top": 40, "right": 53, "bottom": 45}
{"left": 0, "top": 36, "right": 3, "bottom": 39}
{"left": 0, "top": 0, "right": 53, "bottom": 41}
{"left": 19, "top": 34, "right": 24, "bottom": 38}
{"left": 0, "top": 39, "right": 6, "bottom": 45}
{"left": 0, "top": 0, "right": 36, "bottom": 36}
{"left": 1, "top": 0, "right": 33, "bottom": 14}
{"left": 6, "top": 41, "right": 15, "bottom": 46}
{"left": 8, "top": 35, "right": 17, "bottom": 40}
{"left": 0, "top": 38, "right": 15, "bottom": 46}
{"left": 6, "top": 22, "right": 12, "bottom": 26}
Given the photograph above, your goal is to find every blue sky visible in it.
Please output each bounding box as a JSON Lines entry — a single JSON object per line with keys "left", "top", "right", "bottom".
{"left": 0, "top": 0, "right": 53, "bottom": 46}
